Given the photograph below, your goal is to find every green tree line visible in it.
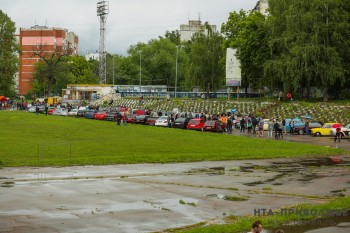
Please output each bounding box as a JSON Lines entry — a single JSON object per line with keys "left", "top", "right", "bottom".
{"left": 1, "top": 1, "right": 349, "bottom": 100}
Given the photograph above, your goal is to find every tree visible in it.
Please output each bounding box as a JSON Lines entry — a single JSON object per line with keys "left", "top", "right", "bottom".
{"left": 266, "top": 0, "right": 350, "bottom": 101}
{"left": 69, "top": 56, "right": 99, "bottom": 84}
{"left": 0, "top": 10, "right": 19, "bottom": 97}
{"left": 32, "top": 57, "right": 71, "bottom": 97}
{"left": 126, "top": 38, "right": 187, "bottom": 90}
{"left": 32, "top": 55, "right": 99, "bottom": 96}
{"left": 32, "top": 39, "right": 76, "bottom": 97}
{"left": 185, "top": 23, "right": 224, "bottom": 92}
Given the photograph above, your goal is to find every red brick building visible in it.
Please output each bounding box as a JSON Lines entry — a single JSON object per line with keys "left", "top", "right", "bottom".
{"left": 19, "top": 25, "right": 78, "bottom": 95}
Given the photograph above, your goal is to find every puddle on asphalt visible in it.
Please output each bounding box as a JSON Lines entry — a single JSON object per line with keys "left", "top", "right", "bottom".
{"left": 185, "top": 167, "right": 225, "bottom": 176}
{"left": 265, "top": 211, "right": 350, "bottom": 233}
{"left": 205, "top": 194, "right": 249, "bottom": 201}
{"left": 185, "top": 157, "right": 350, "bottom": 188}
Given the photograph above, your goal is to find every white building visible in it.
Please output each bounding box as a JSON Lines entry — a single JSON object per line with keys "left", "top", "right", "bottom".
{"left": 253, "top": 0, "right": 269, "bottom": 15}
{"left": 179, "top": 20, "right": 217, "bottom": 42}
{"left": 85, "top": 50, "right": 99, "bottom": 61}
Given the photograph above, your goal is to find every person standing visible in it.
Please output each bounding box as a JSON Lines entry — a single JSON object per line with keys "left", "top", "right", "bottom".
{"left": 304, "top": 119, "right": 310, "bottom": 135}
{"left": 226, "top": 116, "right": 233, "bottom": 134}
{"left": 44, "top": 103, "right": 48, "bottom": 116}
{"left": 258, "top": 118, "right": 264, "bottom": 137}
{"left": 289, "top": 119, "right": 294, "bottom": 135}
{"left": 274, "top": 120, "right": 280, "bottom": 139}
{"left": 122, "top": 111, "right": 128, "bottom": 126}
{"left": 334, "top": 126, "right": 341, "bottom": 143}
{"left": 35, "top": 103, "right": 40, "bottom": 116}
{"left": 240, "top": 117, "right": 246, "bottom": 134}
{"left": 282, "top": 118, "right": 286, "bottom": 135}
{"left": 268, "top": 119, "right": 274, "bottom": 138}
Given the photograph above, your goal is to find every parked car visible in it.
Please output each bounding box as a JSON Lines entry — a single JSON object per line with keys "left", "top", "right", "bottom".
{"left": 84, "top": 110, "right": 97, "bottom": 119}
{"left": 172, "top": 117, "right": 192, "bottom": 129}
{"left": 126, "top": 114, "right": 138, "bottom": 123}
{"left": 203, "top": 120, "right": 225, "bottom": 132}
{"left": 105, "top": 111, "right": 118, "bottom": 121}
{"left": 145, "top": 116, "right": 159, "bottom": 126}
{"left": 330, "top": 123, "right": 350, "bottom": 138}
{"left": 94, "top": 111, "right": 107, "bottom": 120}
{"left": 67, "top": 109, "right": 78, "bottom": 116}
{"left": 28, "top": 105, "right": 44, "bottom": 113}
{"left": 76, "top": 109, "right": 86, "bottom": 118}
{"left": 60, "top": 109, "right": 69, "bottom": 116}
{"left": 285, "top": 118, "right": 304, "bottom": 132}
{"left": 134, "top": 115, "right": 149, "bottom": 124}
{"left": 52, "top": 109, "right": 62, "bottom": 116}
{"left": 293, "top": 122, "right": 322, "bottom": 135}
{"left": 310, "top": 123, "right": 341, "bottom": 136}
{"left": 155, "top": 116, "right": 168, "bottom": 127}
{"left": 47, "top": 107, "right": 56, "bottom": 115}
{"left": 187, "top": 118, "right": 205, "bottom": 130}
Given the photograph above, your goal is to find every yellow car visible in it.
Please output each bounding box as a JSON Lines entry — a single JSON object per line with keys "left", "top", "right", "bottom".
{"left": 310, "top": 123, "right": 341, "bottom": 136}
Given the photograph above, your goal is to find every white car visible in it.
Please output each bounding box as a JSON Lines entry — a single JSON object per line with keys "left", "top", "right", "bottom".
{"left": 330, "top": 124, "right": 350, "bottom": 138}
{"left": 60, "top": 109, "right": 69, "bottom": 116}
{"left": 67, "top": 109, "right": 78, "bottom": 116}
{"left": 155, "top": 116, "right": 168, "bottom": 127}
{"left": 52, "top": 109, "right": 62, "bottom": 115}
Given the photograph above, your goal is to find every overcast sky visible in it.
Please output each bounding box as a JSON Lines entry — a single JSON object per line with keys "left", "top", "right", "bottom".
{"left": 1, "top": 0, "right": 257, "bottom": 56}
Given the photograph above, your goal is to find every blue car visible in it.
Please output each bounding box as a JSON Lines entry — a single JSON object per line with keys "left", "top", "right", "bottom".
{"left": 285, "top": 118, "right": 304, "bottom": 132}
{"left": 84, "top": 110, "right": 97, "bottom": 119}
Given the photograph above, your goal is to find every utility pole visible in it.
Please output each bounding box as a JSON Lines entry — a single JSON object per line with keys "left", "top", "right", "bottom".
{"left": 112, "top": 56, "right": 115, "bottom": 85}
{"left": 97, "top": 1, "right": 109, "bottom": 84}
{"left": 139, "top": 50, "right": 142, "bottom": 95}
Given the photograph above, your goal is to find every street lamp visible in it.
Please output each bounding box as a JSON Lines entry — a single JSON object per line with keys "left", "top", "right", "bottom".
{"left": 175, "top": 45, "right": 182, "bottom": 98}
{"left": 138, "top": 50, "right": 142, "bottom": 95}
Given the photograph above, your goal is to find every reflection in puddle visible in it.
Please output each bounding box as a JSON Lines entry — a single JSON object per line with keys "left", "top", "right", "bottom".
{"left": 265, "top": 211, "right": 350, "bottom": 233}
{"left": 1, "top": 181, "right": 15, "bottom": 188}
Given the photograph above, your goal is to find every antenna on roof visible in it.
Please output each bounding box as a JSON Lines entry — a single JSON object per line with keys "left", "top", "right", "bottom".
{"left": 198, "top": 12, "right": 201, "bottom": 22}
{"left": 45, "top": 19, "right": 47, "bottom": 27}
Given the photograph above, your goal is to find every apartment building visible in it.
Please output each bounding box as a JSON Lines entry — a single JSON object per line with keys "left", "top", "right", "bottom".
{"left": 179, "top": 20, "right": 217, "bottom": 42}
{"left": 253, "top": 0, "right": 269, "bottom": 15}
{"left": 18, "top": 25, "right": 78, "bottom": 95}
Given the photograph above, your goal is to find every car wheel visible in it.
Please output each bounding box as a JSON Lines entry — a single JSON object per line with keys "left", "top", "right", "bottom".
{"left": 298, "top": 129, "right": 304, "bottom": 135}
{"left": 315, "top": 132, "right": 321, "bottom": 137}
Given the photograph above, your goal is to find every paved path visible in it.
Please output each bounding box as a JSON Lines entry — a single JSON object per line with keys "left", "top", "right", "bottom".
{"left": 229, "top": 129, "right": 350, "bottom": 151}
{"left": 1, "top": 156, "right": 350, "bottom": 233}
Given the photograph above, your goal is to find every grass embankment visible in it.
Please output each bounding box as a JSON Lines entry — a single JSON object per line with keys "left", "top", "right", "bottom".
{"left": 0, "top": 111, "right": 346, "bottom": 166}
{"left": 167, "top": 196, "right": 350, "bottom": 233}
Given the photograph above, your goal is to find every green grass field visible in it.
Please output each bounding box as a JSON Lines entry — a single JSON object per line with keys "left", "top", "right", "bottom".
{"left": 0, "top": 111, "right": 345, "bottom": 167}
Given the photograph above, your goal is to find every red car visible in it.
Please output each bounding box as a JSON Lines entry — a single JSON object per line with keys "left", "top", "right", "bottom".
{"left": 47, "top": 107, "right": 56, "bottom": 115}
{"left": 203, "top": 120, "right": 225, "bottom": 132}
{"left": 187, "top": 118, "right": 206, "bottom": 130}
{"left": 126, "top": 114, "right": 138, "bottom": 123}
{"left": 94, "top": 111, "right": 107, "bottom": 120}
{"left": 145, "top": 117, "right": 159, "bottom": 126}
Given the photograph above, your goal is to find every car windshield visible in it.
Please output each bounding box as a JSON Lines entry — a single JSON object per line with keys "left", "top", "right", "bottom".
{"left": 189, "top": 120, "right": 199, "bottom": 124}
{"left": 205, "top": 121, "right": 215, "bottom": 126}
{"left": 310, "top": 123, "right": 321, "bottom": 127}
{"left": 175, "top": 118, "right": 186, "bottom": 122}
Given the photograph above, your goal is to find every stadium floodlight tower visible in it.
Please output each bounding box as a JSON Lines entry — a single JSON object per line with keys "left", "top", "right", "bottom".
{"left": 97, "top": 1, "right": 109, "bottom": 84}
